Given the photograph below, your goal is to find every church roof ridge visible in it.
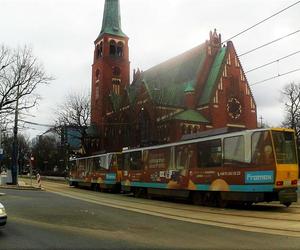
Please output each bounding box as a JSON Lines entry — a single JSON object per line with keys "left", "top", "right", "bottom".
{"left": 144, "top": 43, "right": 206, "bottom": 74}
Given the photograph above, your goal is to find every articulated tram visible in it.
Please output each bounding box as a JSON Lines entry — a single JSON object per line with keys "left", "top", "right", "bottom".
{"left": 69, "top": 128, "right": 299, "bottom": 207}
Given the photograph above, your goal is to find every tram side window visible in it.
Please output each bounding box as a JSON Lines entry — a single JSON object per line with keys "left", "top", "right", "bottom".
{"left": 87, "top": 159, "right": 94, "bottom": 172}
{"left": 224, "top": 136, "right": 245, "bottom": 165}
{"left": 70, "top": 161, "right": 77, "bottom": 172}
{"left": 197, "top": 139, "right": 222, "bottom": 167}
{"left": 124, "top": 151, "right": 142, "bottom": 170}
{"left": 251, "top": 131, "right": 275, "bottom": 165}
{"left": 143, "top": 148, "right": 171, "bottom": 170}
{"left": 78, "top": 159, "right": 85, "bottom": 171}
{"left": 109, "top": 154, "right": 122, "bottom": 170}
{"left": 123, "top": 153, "right": 130, "bottom": 170}
{"left": 94, "top": 157, "right": 105, "bottom": 171}
{"left": 175, "top": 143, "right": 197, "bottom": 169}
{"left": 94, "top": 155, "right": 109, "bottom": 170}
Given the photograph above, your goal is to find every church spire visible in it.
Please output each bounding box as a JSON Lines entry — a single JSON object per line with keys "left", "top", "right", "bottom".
{"left": 97, "top": 0, "right": 127, "bottom": 39}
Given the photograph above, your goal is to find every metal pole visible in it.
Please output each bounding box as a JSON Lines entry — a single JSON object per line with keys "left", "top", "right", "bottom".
{"left": 30, "top": 157, "right": 33, "bottom": 187}
{"left": 11, "top": 84, "right": 20, "bottom": 185}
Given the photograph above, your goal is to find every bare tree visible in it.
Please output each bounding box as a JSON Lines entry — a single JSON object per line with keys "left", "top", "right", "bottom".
{"left": 281, "top": 82, "right": 300, "bottom": 138}
{"left": 0, "top": 45, "right": 53, "bottom": 119}
{"left": 0, "top": 133, "right": 30, "bottom": 173}
{"left": 55, "top": 91, "right": 91, "bottom": 149}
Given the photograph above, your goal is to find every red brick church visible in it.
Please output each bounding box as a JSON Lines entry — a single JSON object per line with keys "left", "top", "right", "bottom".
{"left": 87, "top": 0, "right": 257, "bottom": 153}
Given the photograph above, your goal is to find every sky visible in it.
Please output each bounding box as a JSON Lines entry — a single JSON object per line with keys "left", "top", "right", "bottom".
{"left": 0, "top": 0, "right": 299, "bottom": 138}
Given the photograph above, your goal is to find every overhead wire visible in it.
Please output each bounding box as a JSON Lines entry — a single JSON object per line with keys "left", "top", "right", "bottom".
{"left": 250, "top": 68, "right": 300, "bottom": 86}
{"left": 222, "top": 0, "right": 300, "bottom": 43}
{"left": 238, "top": 29, "right": 300, "bottom": 57}
{"left": 219, "top": 1, "right": 300, "bottom": 86}
{"left": 19, "top": 119, "right": 54, "bottom": 127}
{"left": 245, "top": 50, "right": 300, "bottom": 73}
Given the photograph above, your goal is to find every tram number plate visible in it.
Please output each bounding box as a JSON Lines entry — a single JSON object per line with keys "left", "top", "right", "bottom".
{"left": 284, "top": 180, "right": 290, "bottom": 186}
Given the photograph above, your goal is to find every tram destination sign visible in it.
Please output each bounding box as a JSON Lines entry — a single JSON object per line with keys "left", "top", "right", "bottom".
{"left": 245, "top": 171, "right": 274, "bottom": 184}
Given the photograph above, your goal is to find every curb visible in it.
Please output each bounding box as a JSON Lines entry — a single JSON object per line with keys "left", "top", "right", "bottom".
{"left": 0, "top": 185, "right": 43, "bottom": 191}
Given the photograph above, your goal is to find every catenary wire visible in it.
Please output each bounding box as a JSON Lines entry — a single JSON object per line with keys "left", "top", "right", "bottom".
{"left": 245, "top": 50, "right": 300, "bottom": 73}
{"left": 250, "top": 68, "right": 300, "bottom": 86}
{"left": 222, "top": 1, "right": 300, "bottom": 43}
{"left": 238, "top": 29, "right": 300, "bottom": 57}
{"left": 19, "top": 119, "right": 54, "bottom": 127}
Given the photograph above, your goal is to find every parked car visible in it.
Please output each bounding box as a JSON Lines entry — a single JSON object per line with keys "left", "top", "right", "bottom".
{"left": 0, "top": 202, "right": 7, "bottom": 227}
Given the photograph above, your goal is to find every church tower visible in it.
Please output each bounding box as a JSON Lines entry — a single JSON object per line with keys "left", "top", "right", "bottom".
{"left": 91, "top": 0, "right": 130, "bottom": 133}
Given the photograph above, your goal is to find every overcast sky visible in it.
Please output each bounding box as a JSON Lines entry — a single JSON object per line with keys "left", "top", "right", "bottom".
{"left": 0, "top": 0, "right": 299, "bottom": 138}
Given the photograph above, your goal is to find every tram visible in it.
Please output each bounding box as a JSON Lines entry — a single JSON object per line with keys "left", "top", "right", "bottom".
{"left": 69, "top": 128, "right": 299, "bottom": 207}
{"left": 69, "top": 152, "right": 122, "bottom": 192}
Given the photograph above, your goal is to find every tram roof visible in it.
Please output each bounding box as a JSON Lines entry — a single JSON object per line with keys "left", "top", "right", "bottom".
{"left": 71, "top": 127, "right": 295, "bottom": 160}
{"left": 122, "top": 128, "right": 278, "bottom": 153}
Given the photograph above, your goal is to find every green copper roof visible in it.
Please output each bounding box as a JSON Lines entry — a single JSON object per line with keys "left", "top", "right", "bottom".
{"left": 139, "top": 44, "right": 207, "bottom": 107}
{"left": 198, "top": 47, "right": 227, "bottom": 105}
{"left": 170, "top": 109, "right": 209, "bottom": 123}
{"left": 145, "top": 80, "right": 197, "bottom": 107}
{"left": 126, "top": 85, "right": 138, "bottom": 105}
{"left": 184, "top": 81, "right": 195, "bottom": 92}
{"left": 97, "top": 0, "right": 127, "bottom": 39}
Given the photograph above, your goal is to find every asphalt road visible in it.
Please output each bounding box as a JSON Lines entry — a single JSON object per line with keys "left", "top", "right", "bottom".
{"left": 0, "top": 189, "right": 300, "bottom": 250}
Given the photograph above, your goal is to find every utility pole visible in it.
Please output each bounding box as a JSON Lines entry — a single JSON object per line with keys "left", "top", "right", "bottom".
{"left": 11, "top": 84, "right": 20, "bottom": 185}
{"left": 259, "top": 115, "right": 264, "bottom": 128}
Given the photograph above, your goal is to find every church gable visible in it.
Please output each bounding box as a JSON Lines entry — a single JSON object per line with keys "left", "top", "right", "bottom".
{"left": 197, "top": 41, "right": 257, "bottom": 129}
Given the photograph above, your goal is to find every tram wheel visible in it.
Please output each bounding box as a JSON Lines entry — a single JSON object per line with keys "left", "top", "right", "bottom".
{"left": 203, "top": 192, "right": 216, "bottom": 207}
{"left": 283, "top": 202, "right": 291, "bottom": 208}
{"left": 216, "top": 193, "right": 228, "bottom": 208}
{"left": 134, "top": 188, "right": 147, "bottom": 198}
{"left": 192, "top": 192, "right": 204, "bottom": 206}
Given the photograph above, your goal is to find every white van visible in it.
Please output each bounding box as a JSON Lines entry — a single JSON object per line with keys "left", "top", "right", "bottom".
{"left": 0, "top": 202, "right": 7, "bottom": 227}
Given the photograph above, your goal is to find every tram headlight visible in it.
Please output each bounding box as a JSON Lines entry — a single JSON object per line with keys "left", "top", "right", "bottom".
{"left": 0, "top": 207, "right": 5, "bottom": 215}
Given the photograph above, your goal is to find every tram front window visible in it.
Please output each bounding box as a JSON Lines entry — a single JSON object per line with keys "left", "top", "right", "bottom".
{"left": 251, "top": 131, "right": 275, "bottom": 166}
{"left": 272, "top": 131, "right": 297, "bottom": 164}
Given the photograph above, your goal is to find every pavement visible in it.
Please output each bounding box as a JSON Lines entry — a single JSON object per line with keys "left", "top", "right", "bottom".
{"left": 0, "top": 179, "right": 42, "bottom": 191}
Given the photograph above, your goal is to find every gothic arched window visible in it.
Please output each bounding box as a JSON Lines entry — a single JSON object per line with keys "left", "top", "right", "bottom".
{"left": 96, "top": 42, "right": 103, "bottom": 58}
{"left": 117, "top": 42, "right": 124, "bottom": 57}
{"left": 109, "top": 40, "right": 116, "bottom": 56}
{"left": 181, "top": 125, "right": 186, "bottom": 135}
{"left": 95, "top": 69, "right": 100, "bottom": 81}
{"left": 96, "top": 45, "right": 100, "bottom": 58}
{"left": 99, "top": 42, "right": 103, "bottom": 57}
{"left": 187, "top": 125, "right": 192, "bottom": 134}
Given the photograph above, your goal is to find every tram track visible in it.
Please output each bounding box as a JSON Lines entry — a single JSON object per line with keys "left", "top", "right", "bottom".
{"left": 41, "top": 180, "right": 300, "bottom": 220}
{"left": 36, "top": 180, "right": 300, "bottom": 237}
